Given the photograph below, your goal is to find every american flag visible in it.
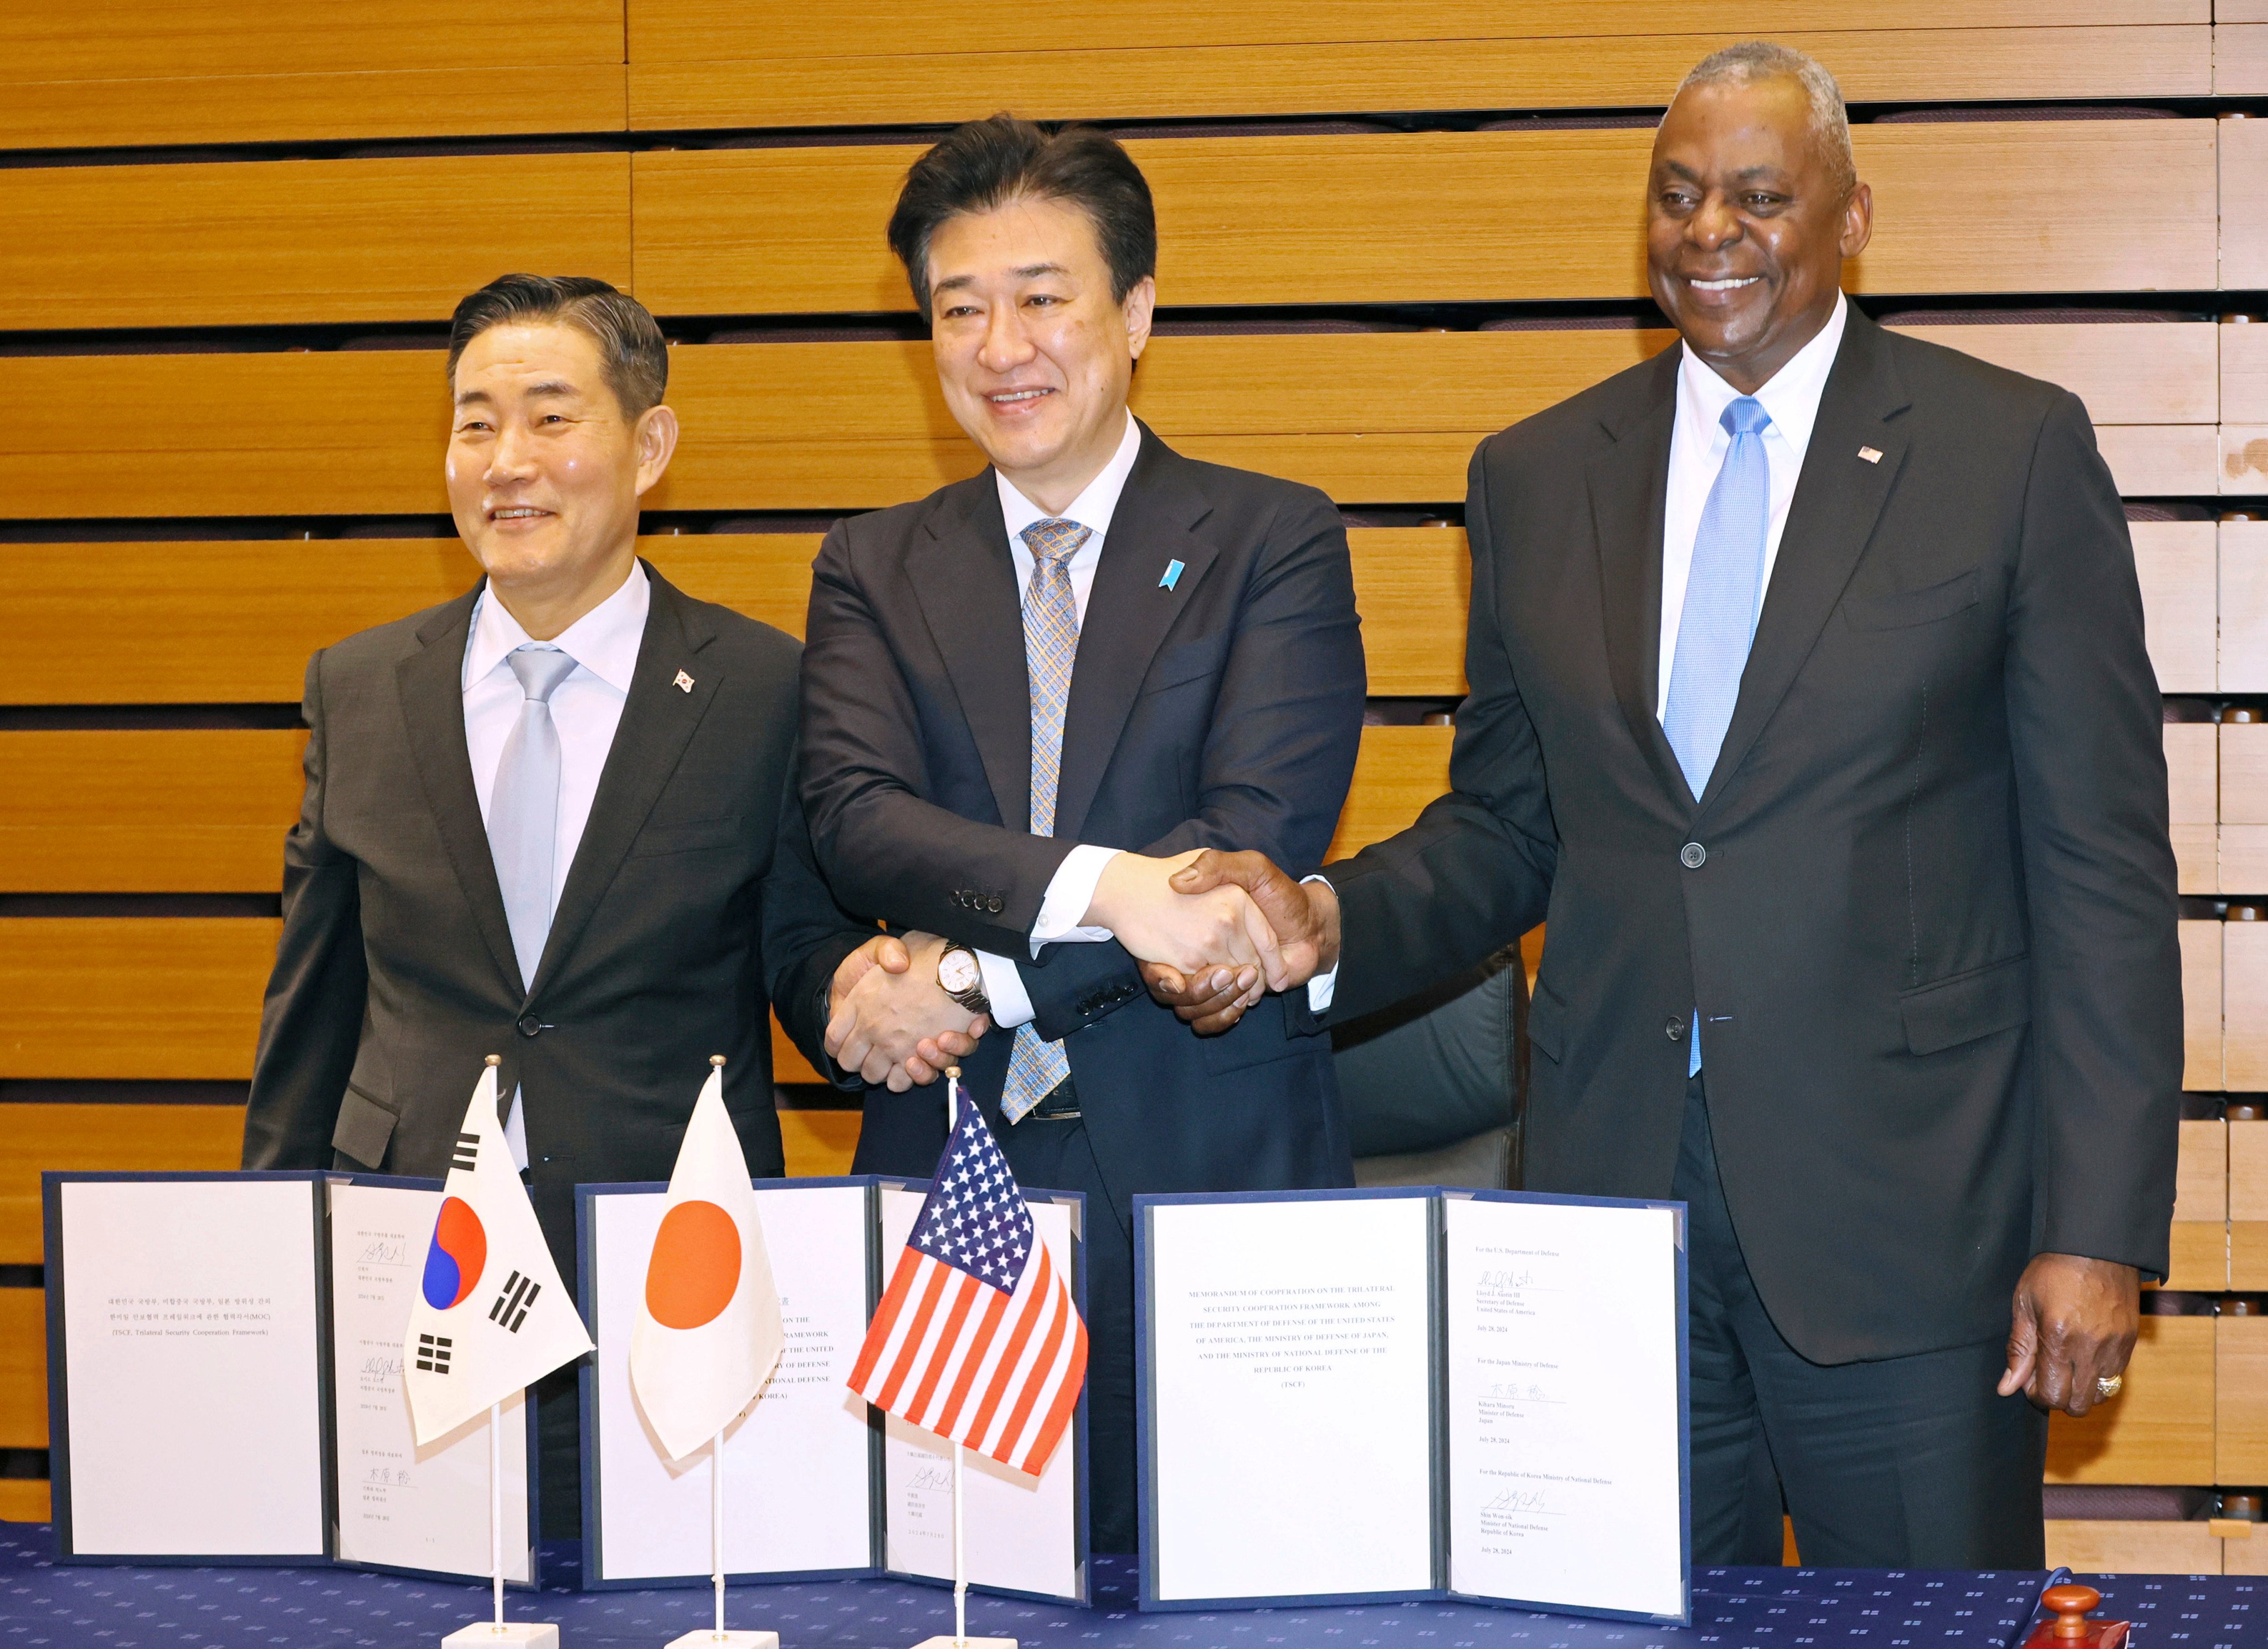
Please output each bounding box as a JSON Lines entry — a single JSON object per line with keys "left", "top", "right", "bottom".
{"left": 847, "top": 1085, "right": 1087, "bottom": 1477}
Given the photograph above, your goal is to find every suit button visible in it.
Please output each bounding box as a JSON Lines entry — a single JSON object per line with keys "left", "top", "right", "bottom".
{"left": 1680, "top": 841, "right": 1706, "bottom": 869}
{"left": 987, "top": 895, "right": 1004, "bottom": 914}
{"left": 1665, "top": 1016, "right": 1686, "bottom": 1042}
{"left": 518, "top": 1014, "right": 542, "bottom": 1037}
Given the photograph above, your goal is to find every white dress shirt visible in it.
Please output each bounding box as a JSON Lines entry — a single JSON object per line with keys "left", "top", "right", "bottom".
{"left": 462, "top": 561, "right": 649, "bottom": 1162}
{"left": 974, "top": 411, "right": 1143, "bottom": 1029}
{"left": 1308, "top": 297, "right": 1849, "bottom": 1014}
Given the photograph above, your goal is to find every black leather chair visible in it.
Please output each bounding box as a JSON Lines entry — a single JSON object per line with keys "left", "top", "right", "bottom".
{"left": 1331, "top": 944, "right": 1529, "bottom": 1190}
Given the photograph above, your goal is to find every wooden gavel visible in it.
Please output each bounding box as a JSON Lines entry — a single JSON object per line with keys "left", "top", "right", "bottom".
{"left": 2022, "top": 1584, "right": 2129, "bottom": 1649}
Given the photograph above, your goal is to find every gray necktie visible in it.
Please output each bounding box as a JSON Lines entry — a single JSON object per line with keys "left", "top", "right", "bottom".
{"left": 487, "top": 645, "right": 579, "bottom": 991}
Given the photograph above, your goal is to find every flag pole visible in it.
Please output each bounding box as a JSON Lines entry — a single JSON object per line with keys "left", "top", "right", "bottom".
{"left": 947, "top": 1068, "right": 968, "bottom": 1649}
{"left": 490, "top": 1397, "right": 505, "bottom": 1630}
{"left": 711, "top": 1426, "right": 727, "bottom": 1637}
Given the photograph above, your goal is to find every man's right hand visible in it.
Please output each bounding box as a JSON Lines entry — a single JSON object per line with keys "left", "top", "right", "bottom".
{"left": 825, "top": 932, "right": 989, "bottom": 1092}
{"left": 1083, "top": 848, "right": 1279, "bottom": 975}
{"left": 1138, "top": 850, "right": 1340, "bottom": 1032}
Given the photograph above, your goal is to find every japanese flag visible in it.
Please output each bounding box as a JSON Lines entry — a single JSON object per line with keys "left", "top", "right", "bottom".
{"left": 404, "top": 1060, "right": 593, "bottom": 1446}
{"left": 629, "top": 1061, "right": 785, "bottom": 1463}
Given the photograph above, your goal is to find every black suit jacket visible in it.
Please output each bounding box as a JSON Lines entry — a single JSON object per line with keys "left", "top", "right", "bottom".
{"left": 1305, "top": 310, "right": 2182, "bottom": 1363}
{"left": 242, "top": 564, "right": 867, "bottom": 1271}
{"left": 799, "top": 423, "right": 1367, "bottom": 1215}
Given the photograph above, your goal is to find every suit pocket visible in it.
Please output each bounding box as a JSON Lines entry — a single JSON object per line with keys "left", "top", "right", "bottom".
{"left": 1899, "top": 954, "right": 2030, "bottom": 1056}
{"left": 1201, "top": 997, "right": 1329, "bottom": 1074}
{"left": 630, "top": 814, "right": 745, "bottom": 857}
{"left": 1526, "top": 978, "right": 1566, "bottom": 1065}
{"left": 1139, "top": 633, "right": 1230, "bottom": 698}
{"left": 1842, "top": 569, "right": 1979, "bottom": 631}
{"left": 331, "top": 1082, "right": 398, "bottom": 1168}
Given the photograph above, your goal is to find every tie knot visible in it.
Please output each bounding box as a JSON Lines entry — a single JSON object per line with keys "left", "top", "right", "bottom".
{"left": 1721, "top": 396, "right": 1772, "bottom": 438}
{"left": 506, "top": 645, "right": 577, "bottom": 703}
{"left": 1021, "top": 518, "right": 1092, "bottom": 566}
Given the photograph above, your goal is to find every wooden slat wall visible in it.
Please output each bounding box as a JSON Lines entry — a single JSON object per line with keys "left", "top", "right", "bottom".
{"left": 630, "top": 122, "right": 2221, "bottom": 318}
{"left": 0, "top": 321, "right": 2226, "bottom": 522}
{"left": 1, "top": 0, "right": 2254, "bottom": 1548}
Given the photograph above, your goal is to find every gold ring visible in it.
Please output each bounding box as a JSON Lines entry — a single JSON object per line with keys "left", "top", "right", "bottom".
{"left": 2095, "top": 1374, "right": 2123, "bottom": 1399}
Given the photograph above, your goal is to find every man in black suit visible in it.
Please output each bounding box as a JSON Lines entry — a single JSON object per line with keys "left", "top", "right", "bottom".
{"left": 241, "top": 274, "right": 949, "bottom": 1533}
{"left": 799, "top": 116, "right": 1366, "bottom": 1551}
{"left": 1149, "top": 44, "right": 2180, "bottom": 1567}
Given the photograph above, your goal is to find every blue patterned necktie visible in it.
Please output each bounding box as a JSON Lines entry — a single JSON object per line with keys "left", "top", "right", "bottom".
{"left": 1662, "top": 395, "right": 1772, "bottom": 1077}
{"left": 1000, "top": 518, "right": 1091, "bottom": 1124}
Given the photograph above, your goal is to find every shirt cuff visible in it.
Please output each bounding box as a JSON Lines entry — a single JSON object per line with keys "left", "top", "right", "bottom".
{"left": 1300, "top": 874, "right": 1338, "bottom": 1013}
{"left": 975, "top": 949, "right": 1036, "bottom": 1031}
{"left": 1030, "top": 844, "right": 1121, "bottom": 954}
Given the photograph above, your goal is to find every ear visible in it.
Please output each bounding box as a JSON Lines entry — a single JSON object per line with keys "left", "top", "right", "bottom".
{"left": 1122, "top": 274, "right": 1157, "bottom": 362}
{"left": 1839, "top": 179, "right": 1874, "bottom": 261}
{"left": 631, "top": 403, "right": 680, "bottom": 498}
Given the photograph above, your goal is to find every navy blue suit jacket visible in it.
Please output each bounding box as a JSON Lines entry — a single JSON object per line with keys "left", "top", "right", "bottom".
{"left": 799, "top": 422, "right": 1366, "bottom": 1216}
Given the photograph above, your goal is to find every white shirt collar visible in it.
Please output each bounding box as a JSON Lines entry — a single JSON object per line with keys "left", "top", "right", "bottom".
{"left": 1676, "top": 293, "right": 1849, "bottom": 460}
{"left": 463, "top": 559, "right": 650, "bottom": 695}
{"left": 996, "top": 411, "right": 1143, "bottom": 543}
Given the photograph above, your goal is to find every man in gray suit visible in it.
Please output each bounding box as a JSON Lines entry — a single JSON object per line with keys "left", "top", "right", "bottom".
{"left": 1147, "top": 44, "right": 2180, "bottom": 1568}
{"left": 242, "top": 274, "right": 980, "bottom": 1532}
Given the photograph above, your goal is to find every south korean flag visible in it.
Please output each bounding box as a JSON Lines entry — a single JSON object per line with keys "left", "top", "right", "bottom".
{"left": 403, "top": 1059, "right": 593, "bottom": 1445}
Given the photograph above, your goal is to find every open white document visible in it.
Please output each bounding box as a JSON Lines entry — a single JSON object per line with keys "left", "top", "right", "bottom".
{"left": 52, "top": 1175, "right": 330, "bottom": 1559}
{"left": 576, "top": 1176, "right": 1087, "bottom": 1601}
{"left": 46, "top": 1171, "right": 545, "bottom": 1576}
{"left": 1137, "top": 1187, "right": 1686, "bottom": 1624}
{"left": 329, "top": 1179, "right": 534, "bottom": 1583}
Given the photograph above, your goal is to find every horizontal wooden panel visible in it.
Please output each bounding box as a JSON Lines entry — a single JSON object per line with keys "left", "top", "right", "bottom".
{"left": 0, "top": 68, "right": 626, "bottom": 152}
{"left": 2180, "top": 918, "right": 2222, "bottom": 1092}
{"left": 2165, "top": 1220, "right": 2228, "bottom": 1291}
{"left": 0, "top": 1479, "right": 48, "bottom": 1524}
{"left": 0, "top": 731, "right": 304, "bottom": 893}
{"left": 2223, "top": 116, "right": 2268, "bottom": 292}
{"left": 2176, "top": 1117, "right": 2228, "bottom": 1222}
{"left": 630, "top": 2, "right": 2203, "bottom": 64}
{"left": 0, "top": 526, "right": 1460, "bottom": 703}
{"left": 631, "top": 122, "right": 2218, "bottom": 316}
{"left": 2223, "top": 23, "right": 2268, "bottom": 95}
{"left": 2045, "top": 1312, "right": 2215, "bottom": 1484}
{"left": 2222, "top": 1316, "right": 2268, "bottom": 1482}
{"left": 2224, "top": 424, "right": 2268, "bottom": 495}
{"left": 0, "top": 155, "right": 631, "bottom": 331}
{"left": 0, "top": 322, "right": 2203, "bottom": 520}
{"left": 2142, "top": 523, "right": 2220, "bottom": 696}
{"left": 634, "top": 27, "right": 2210, "bottom": 129}
{"left": 2231, "top": 921, "right": 2268, "bottom": 1091}
{"left": 1328, "top": 725, "right": 1453, "bottom": 863}
{"left": 779, "top": 1108, "right": 859, "bottom": 1177}
{"left": 0, "top": 1103, "right": 245, "bottom": 1265}
{"left": 2, "top": 2, "right": 624, "bottom": 84}
{"left": 0, "top": 919, "right": 273, "bottom": 1081}
{"left": 0, "top": 1288, "right": 44, "bottom": 1448}
{"left": 2044, "top": 1517, "right": 2221, "bottom": 1575}
{"left": 2225, "top": 321, "right": 2268, "bottom": 425}
{"left": 2226, "top": 522, "right": 2268, "bottom": 692}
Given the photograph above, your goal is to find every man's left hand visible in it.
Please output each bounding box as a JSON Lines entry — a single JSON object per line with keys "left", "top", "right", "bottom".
{"left": 1999, "top": 1252, "right": 2141, "bottom": 1417}
{"left": 826, "top": 932, "right": 988, "bottom": 1091}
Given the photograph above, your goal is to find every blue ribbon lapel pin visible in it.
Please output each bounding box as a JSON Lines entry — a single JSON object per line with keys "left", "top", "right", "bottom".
{"left": 1159, "top": 559, "right": 1186, "bottom": 591}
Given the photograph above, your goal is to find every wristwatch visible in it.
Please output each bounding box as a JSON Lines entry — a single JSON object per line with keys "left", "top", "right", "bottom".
{"left": 937, "top": 942, "right": 992, "bottom": 1016}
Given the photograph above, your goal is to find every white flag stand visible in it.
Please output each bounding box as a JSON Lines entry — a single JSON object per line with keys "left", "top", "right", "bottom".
{"left": 662, "top": 1423, "right": 776, "bottom": 1646}
{"left": 441, "top": 1396, "right": 557, "bottom": 1646}
{"left": 909, "top": 1071, "right": 1017, "bottom": 1649}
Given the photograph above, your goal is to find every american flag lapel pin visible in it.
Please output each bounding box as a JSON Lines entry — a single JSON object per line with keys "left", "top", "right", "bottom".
{"left": 1858, "top": 446, "right": 1884, "bottom": 465}
{"left": 673, "top": 669, "right": 695, "bottom": 693}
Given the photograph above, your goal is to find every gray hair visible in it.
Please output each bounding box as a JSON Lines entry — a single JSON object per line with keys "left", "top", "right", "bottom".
{"left": 1673, "top": 42, "right": 1856, "bottom": 203}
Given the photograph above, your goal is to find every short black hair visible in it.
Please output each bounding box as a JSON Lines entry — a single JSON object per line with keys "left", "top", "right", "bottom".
{"left": 446, "top": 274, "right": 668, "bottom": 416}
{"left": 887, "top": 115, "right": 1156, "bottom": 314}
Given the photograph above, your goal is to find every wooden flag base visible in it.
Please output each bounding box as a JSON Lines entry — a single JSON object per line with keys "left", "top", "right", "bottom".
{"left": 441, "top": 1624, "right": 559, "bottom": 1646}
{"left": 664, "top": 1633, "right": 777, "bottom": 1647}
{"left": 909, "top": 1638, "right": 1016, "bottom": 1648}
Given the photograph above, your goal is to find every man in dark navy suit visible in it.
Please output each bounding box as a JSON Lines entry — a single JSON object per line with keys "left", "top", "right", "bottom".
{"left": 800, "top": 116, "right": 1367, "bottom": 1551}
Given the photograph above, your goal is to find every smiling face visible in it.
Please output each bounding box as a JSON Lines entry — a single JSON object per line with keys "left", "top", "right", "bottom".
{"left": 445, "top": 320, "right": 678, "bottom": 636}
{"left": 924, "top": 194, "right": 1155, "bottom": 515}
{"left": 1646, "top": 74, "right": 1871, "bottom": 394}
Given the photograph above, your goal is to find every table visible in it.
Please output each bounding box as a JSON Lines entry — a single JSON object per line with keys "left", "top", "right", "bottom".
{"left": 2, "top": 1523, "right": 2262, "bottom": 1648}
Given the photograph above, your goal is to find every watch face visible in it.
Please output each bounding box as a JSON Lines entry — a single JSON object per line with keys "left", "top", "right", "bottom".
{"left": 939, "top": 948, "right": 979, "bottom": 994}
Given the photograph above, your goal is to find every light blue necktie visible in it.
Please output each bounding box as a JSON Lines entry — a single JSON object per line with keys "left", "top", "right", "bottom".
{"left": 999, "top": 520, "right": 1091, "bottom": 1124}
{"left": 487, "top": 644, "right": 578, "bottom": 992}
{"left": 1662, "top": 396, "right": 1773, "bottom": 1077}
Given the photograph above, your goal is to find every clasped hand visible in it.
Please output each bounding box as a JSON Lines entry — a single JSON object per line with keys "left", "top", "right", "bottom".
{"left": 1091, "top": 849, "right": 1340, "bottom": 1034}
{"left": 826, "top": 931, "right": 988, "bottom": 1091}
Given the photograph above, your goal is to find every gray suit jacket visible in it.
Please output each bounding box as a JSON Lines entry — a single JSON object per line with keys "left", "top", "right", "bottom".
{"left": 1302, "top": 309, "right": 2182, "bottom": 1363}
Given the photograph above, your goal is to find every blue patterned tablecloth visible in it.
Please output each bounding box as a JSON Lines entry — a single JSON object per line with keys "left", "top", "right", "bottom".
{"left": 4, "top": 1523, "right": 2262, "bottom": 1648}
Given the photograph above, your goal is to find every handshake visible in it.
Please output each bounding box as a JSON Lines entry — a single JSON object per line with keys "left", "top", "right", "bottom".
{"left": 824, "top": 848, "right": 1345, "bottom": 1090}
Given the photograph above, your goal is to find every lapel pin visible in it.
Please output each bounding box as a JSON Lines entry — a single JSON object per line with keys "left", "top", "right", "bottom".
{"left": 673, "top": 669, "right": 695, "bottom": 693}
{"left": 1160, "top": 559, "right": 1186, "bottom": 592}
{"left": 1858, "top": 446, "right": 1884, "bottom": 465}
